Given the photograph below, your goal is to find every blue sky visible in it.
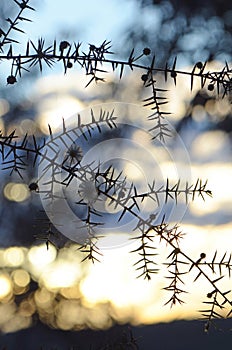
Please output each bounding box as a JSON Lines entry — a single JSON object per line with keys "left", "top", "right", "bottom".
{"left": 0, "top": 0, "right": 139, "bottom": 95}
{"left": 27, "top": 0, "right": 137, "bottom": 46}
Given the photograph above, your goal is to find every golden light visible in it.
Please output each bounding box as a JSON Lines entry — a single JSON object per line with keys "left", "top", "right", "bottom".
{"left": 37, "top": 95, "right": 84, "bottom": 135}
{"left": 192, "top": 130, "right": 228, "bottom": 160}
{"left": 192, "top": 104, "right": 207, "bottom": 122}
{"left": 0, "top": 303, "right": 16, "bottom": 325}
{"left": 12, "top": 269, "right": 30, "bottom": 288}
{"left": 215, "top": 98, "right": 231, "bottom": 117}
{"left": 0, "top": 274, "right": 12, "bottom": 299}
{"left": 159, "top": 161, "right": 180, "bottom": 182}
{"left": 55, "top": 299, "right": 112, "bottom": 330}
{"left": 4, "top": 247, "right": 25, "bottom": 267}
{"left": 79, "top": 244, "right": 185, "bottom": 325}
{"left": 55, "top": 299, "right": 81, "bottom": 330}
{"left": 79, "top": 222, "right": 232, "bottom": 325}
{"left": 60, "top": 286, "right": 81, "bottom": 299}
{"left": 34, "top": 288, "right": 54, "bottom": 308}
{"left": 41, "top": 260, "right": 80, "bottom": 290}
{"left": 19, "top": 298, "right": 36, "bottom": 317}
{"left": 85, "top": 304, "right": 113, "bottom": 330}
{"left": 124, "top": 162, "right": 143, "bottom": 180}
{"left": 19, "top": 119, "right": 37, "bottom": 135}
{"left": 205, "top": 99, "right": 216, "bottom": 116}
{"left": 80, "top": 248, "right": 157, "bottom": 309}
{"left": 27, "top": 244, "right": 57, "bottom": 273}
{"left": 3, "top": 182, "right": 29, "bottom": 202}
{"left": 1, "top": 314, "right": 31, "bottom": 333}
{"left": 205, "top": 98, "right": 231, "bottom": 121}
{"left": 132, "top": 129, "right": 151, "bottom": 147}
{"left": 0, "top": 221, "right": 231, "bottom": 331}
{"left": 0, "top": 250, "right": 6, "bottom": 267}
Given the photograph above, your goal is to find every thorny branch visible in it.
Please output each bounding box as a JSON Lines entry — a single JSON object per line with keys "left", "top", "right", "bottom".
{"left": 0, "top": 0, "right": 232, "bottom": 333}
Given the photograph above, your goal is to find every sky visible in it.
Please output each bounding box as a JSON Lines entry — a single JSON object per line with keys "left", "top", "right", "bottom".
{"left": 23, "top": 0, "right": 137, "bottom": 47}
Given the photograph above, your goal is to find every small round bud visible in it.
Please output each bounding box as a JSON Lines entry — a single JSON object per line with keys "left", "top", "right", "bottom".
{"left": 29, "top": 182, "right": 39, "bottom": 192}
{"left": 149, "top": 213, "right": 157, "bottom": 220}
{"left": 20, "top": 2, "right": 27, "bottom": 9}
{"left": 59, "top": 41, "right": 69, "bottom": 51}
{"left": 119, "top": 189, "right": 126, "bottom": 198}
{"left": 7, "top": 75, "right": 17, "bottom": 84}
{"left": 143, "top": 47, "right": 151, "bottom": 56}
{"left": 67, "top": 62, "right": 73, "bottom": 69}
{"left": 200, "top": 253, "right": 206, "bottom": 259}
{"left": 141, "top": 74, "right": 148, "bottom": 82}
{"left": 207, "top": 293, "right": 212, "bottom": 298}
{"left": 196, "top": 62, "right": 203, "bottom": 69}
{"left": 208, "top": 84, "right": 214, "bottom": 91}
{"left": 171, "top": 71, "right": 177, "bottom": 78}
{"left": 174, "top": 247, "right": 181, "bottom": 254}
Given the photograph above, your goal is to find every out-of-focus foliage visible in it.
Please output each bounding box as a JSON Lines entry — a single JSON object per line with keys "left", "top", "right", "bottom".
{"left": 121, "top": 0, "right": 232, "bottom": 137}
{"left": 123, "top": 0, "right": 232, "bottom": 64}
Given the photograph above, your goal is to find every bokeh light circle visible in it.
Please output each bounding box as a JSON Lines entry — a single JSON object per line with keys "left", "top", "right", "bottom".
{"left": 38, "top": 102, "right": 191, "bottom": 249}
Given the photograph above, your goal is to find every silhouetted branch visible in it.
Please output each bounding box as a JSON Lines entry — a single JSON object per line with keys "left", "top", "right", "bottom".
{"left": 1, "top": 0, "right": 232, "bottom": 334}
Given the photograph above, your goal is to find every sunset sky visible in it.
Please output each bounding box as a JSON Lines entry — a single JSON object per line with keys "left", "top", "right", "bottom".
{"left": 0, "top": 0, "right": 231, "bottom": 348}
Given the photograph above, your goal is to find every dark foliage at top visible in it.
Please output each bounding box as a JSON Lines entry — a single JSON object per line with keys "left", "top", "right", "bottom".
{"left": 124, "top": 0, "right": 232, "bottom": 66}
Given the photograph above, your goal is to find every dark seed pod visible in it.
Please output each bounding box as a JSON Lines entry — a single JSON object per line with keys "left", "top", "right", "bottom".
{"left": 59, "top": 41, "right": 69, "bottom": 51}
{"left": 29, "top": 182, "right": 39, "bottom": 192}
{"left": 7, "top": 75, "right": 17, "bottom": 84}
{"left": 141, "top": 74, "right": 148, "bottom": 82}
{"left": 143, "top": 47, "right": 151, "bottom": 56}
{"left": 208, "top": 84, "right": 214, "bottom": 91}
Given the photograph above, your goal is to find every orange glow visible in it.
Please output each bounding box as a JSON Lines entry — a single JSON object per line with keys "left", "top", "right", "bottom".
{"left": 0, "top": 221, "right": 231, "bottom": 331}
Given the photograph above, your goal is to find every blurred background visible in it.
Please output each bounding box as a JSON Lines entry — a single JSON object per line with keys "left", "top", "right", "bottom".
{"left": 0, "top": 0, "right": 231, "bottom": 348}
